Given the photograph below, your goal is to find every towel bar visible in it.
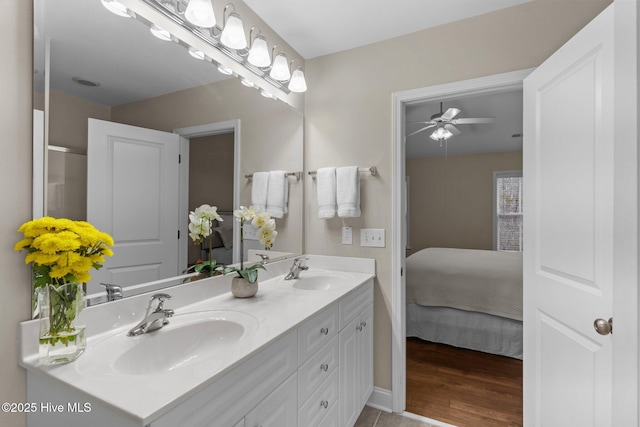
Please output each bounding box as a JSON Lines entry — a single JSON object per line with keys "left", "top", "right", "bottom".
{"left": 308, "top": 166, "right": 377, "bottom": 179}
{"left": 245, "top": 171, "right": 302, "bottom": 182}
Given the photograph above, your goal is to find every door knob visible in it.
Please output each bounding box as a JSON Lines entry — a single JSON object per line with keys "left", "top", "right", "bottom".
{"left": 593, "top": 317, "right": 613, "bottom": 335}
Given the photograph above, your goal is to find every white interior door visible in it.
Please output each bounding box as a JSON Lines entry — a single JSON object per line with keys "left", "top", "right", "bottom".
{"left": 523, "top": 3, "right": 637, "bottom": 426}
{"left": 87, "top": 118, "right": 181, "bottom": 298}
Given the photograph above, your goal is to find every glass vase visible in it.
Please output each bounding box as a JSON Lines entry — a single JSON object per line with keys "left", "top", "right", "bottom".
{"left": 37, "top": 283, "right": 87, "bottom": 365}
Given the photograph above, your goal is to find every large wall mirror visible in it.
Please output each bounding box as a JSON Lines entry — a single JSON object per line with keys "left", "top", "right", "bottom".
{"left": 33, "top": 0, "right": 304, "bottom": 308}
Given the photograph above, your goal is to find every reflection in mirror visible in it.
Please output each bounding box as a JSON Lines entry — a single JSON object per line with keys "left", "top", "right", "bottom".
{"left": 33, "top": 0, "right": 304, "bottom": 310}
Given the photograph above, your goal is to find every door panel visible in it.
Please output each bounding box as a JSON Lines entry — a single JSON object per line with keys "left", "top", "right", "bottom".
{"left": 87, "top": 119, "right": 180, "bottom": 298}
{"left": 524, "top": 5, "right": 614, "bottom": 426}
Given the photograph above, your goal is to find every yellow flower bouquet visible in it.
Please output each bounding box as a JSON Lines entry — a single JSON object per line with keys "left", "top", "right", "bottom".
{"left": 14, "top": 217, "right": 114, "bottom": 364}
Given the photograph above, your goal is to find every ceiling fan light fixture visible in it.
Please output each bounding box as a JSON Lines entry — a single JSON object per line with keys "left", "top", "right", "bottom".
{"left": 101, "top": 0, "right": 130, "bottom": 18}
{"left": 185, "top": 0, "right": 216, "bottom": 28}
{"left": 430, "top": 126, "right": 453, "bottom": 141}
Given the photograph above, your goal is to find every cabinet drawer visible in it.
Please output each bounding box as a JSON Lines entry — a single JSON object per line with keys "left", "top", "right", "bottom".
{"left": 317, "top": 401, "right": 339, "bottom": 427}
{"left": 298, "top": 336, "right": 338, "bottom": 405}
{"left": 339, "top": 281, "right": 373, "bottom": 330}
{"left": 298, "top": 369, "right": 339, "bottom": 427}
{"left": 298, "top": 304, "right": 338, "bottom": 364}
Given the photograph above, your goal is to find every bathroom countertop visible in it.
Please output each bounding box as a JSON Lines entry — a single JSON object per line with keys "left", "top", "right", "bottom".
{"left": 19, "top": 255, "right": 375, "bottom": 425}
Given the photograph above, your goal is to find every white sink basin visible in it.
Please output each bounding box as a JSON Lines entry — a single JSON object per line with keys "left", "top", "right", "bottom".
{"left": 280, "top": 270, "right": 356, "bottom": 291}
{"left": 76, "top": 310, "right": 258, "bottom": 377}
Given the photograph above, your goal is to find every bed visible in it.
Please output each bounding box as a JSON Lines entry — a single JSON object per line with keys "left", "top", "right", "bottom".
{"left": 406, "top": 247, "right": 523, "bottom": 359}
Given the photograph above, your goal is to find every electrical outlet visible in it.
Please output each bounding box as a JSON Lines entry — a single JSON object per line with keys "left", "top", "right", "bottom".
{"left": 360, "top": 228, "right": 385, "bottom": 248}
{"left": 341, "top": 227, "right": 353, "bottom": 245}
{"left": 242, "top": 224, "right": 258, "bottom": 240}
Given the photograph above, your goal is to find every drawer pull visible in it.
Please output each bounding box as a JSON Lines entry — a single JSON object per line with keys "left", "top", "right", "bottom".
{"left": 320, "top": 363, "right": 329, "bottom": 372}
{"left": 361, "top": 321, "right": 367, "bottom": 328}
{"left": 356, "top": 324, "right": 363, "bottom": 331}
{"left": 320, "top": 400, "right": 329, "bottom": 409}
{"left": 320, "top": 327, "right": 329, "bottom": 335}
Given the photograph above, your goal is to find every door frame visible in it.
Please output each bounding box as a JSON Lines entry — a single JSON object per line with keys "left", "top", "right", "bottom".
{"left": 174, "top": 119, "right": 242, "bottom": 270}
{"left": 390, "top": 69, "right": 534, "bottom": 413}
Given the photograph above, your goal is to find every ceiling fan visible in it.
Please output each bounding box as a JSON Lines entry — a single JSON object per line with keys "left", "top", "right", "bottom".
{"left": 407, "top": 102, "right": 495, "bottom": 141}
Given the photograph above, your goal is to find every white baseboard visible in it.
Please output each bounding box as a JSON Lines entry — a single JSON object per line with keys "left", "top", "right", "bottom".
{"left": 366, "top": 387, "right": 393, "bottom": 413}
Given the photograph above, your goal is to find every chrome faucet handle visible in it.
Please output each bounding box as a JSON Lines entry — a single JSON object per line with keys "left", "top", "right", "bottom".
{"left": 100, "top": 283, "right": 123, "bottom": 301}
{"left": 256, "top": 253, "right": 270, "bottom": 264}
{"left": 146, "top": 293, "right": 172, "bottom": 315}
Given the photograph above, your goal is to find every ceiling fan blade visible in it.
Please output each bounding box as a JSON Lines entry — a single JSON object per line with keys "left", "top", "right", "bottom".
{"left": 451, "top": 117, "right": 495, "bottom": 124}
{"left": 440, "top": 108, "right": 461, "bottom": 121}
{"left": 444, "top": 124, "right": 461, "bottom": 136}
{"left": 407, "top": 124, "right": 436, "bottom": 137}
{"left": 408, "top": 121, "right": 436, "bottom": 125}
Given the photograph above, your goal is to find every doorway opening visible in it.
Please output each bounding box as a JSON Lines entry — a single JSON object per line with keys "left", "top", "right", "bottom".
{"left": 174, "top": 119, "right": 242, "bottom": 271}
{"left": 390, "top": 69, "right": 533, "bottom": 424}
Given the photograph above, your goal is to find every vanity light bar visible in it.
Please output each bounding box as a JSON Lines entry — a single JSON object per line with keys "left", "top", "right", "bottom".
{"left": 307, "top": 166, "right": 378, "bottom": 179}
{"left": 245, "top": 171, "right": 302, "bottom": 182}
{"left": 138, "top": 0, "right": 303, "bottom": 95}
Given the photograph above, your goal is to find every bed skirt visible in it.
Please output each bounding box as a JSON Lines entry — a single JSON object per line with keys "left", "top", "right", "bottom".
{"left": 406, "top": 304, "right": 523, "bottom": 359}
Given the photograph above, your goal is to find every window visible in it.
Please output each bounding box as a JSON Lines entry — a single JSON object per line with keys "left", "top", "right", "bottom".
{"left": 494, "top": 170, "right": 523, "bottom": 251}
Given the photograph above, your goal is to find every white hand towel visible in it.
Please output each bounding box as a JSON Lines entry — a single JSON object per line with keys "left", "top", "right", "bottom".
{"left": 266, "top": 170, "right": 288, "bottom": 218}
{"left": 316, "top": 167, "right": 337, "bottom": 219}
{"left": 251, "top": 171, "right": 269, "bottom": 212}
{"left": 337, "top": 166, "right": 361, "bottom": 218}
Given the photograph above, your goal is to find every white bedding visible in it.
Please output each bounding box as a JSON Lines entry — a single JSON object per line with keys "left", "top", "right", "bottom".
{"left": 406, "top": 248, "right": 523, "bottom": 321}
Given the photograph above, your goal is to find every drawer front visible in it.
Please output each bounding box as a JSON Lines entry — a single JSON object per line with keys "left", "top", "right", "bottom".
{"left": 298, "top": 303, "right": 338, "bottom": 364}
{"left": 298, "top": 336, "right": 338, "bottom": 405}
{"left": 151, "top": 330, "right": 297, "bottom": 427}
{"left": 317, "top": 401, "right": 339, "bottom": 427}
{"left": 298, "top": 370, "right": 339, "bottom": 427}
{"left": 339, "top": 281, "right": 373, "bottom": 330}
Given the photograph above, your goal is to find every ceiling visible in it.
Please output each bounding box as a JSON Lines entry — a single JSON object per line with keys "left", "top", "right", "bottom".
{"left": 243, "top": 0, "right": 532, "bottom": 59}
{"left": 405, "top": 90, "right": 523, "bottom": 159}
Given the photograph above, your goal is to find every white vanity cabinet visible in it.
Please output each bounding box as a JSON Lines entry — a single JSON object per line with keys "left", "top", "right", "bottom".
{"left": 338, "top": 283, "right": 374, "bottom": 427}
{"left": 23, "top": 273, "right": 375, "bottom": 427}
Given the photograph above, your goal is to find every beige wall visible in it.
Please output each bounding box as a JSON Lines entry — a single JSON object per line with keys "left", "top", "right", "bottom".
{"left": 111, "top": 78, "right": 305, "bottom": 256}
{"left": 406, "top": 151, "right": 523, "bottom": 255}
{"left": 48, "top": 90, "right": 111, "bottom": 150}
{"left": 1, "top": 1, "right": 34, "bottom": 426}
{"left": 304, "top": 0, "right": 610, "bottom": 390}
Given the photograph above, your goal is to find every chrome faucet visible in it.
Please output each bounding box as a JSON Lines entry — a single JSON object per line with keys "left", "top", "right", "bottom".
{"left": 127, "top": 293, "right": 175, "bottom": 337}
{"left": 100, "top": 282, "right": 123, "bottom": 302}
{"left": 284, "top": 256, "right": 309, "bottom": 280}
{"left": 256, "top": 253, "right": 270, "bottom": 264}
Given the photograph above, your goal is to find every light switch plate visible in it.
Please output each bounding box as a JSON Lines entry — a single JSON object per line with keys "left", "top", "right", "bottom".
{"left": 361, "top": 228, "right": 385, "bottom": 248}
{"left": 341, "top": 227, "right": 353, "bottom": 244}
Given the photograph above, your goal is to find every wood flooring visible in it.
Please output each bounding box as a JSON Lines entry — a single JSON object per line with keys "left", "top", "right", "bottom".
{"left": 406, "top": 338, "right": 523, "bottom": 427}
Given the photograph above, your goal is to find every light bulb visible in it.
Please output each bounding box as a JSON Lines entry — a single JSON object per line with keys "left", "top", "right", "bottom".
{"left": 150, "top": 25, "right": 171, "bottom": 41}
{"left": 185, "top": 0, "right": 216, "bottom": 28}
{"left": 430, "top": 127, "right": 453, "bottom": 141}
{"left": 241, "top": 78, "right": 256, "bottom": 88}
{"left": 260, "top": 90, "right": 275, "bottom": 99}
{"left": 288, "top": 68, "right": 307, "bottom": 93}
{"left": 217, "top": 65, "right": 233, "bottom": 75}
{"left": 220, "top": 13, "right": 247, "bottom": 50}
{"left": 247, "top": 36, "right": 270, "bottom": 67}
{"left": 101, "top": 0, "right": 129, "bottom": 17}
{"left": 269, "top": 53, "right": 291, "bottom": 82}
{"left": 188, "top": 47, "right": 205, "bottom": 60}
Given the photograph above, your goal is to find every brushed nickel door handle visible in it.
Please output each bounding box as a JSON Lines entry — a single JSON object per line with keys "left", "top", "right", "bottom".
{"left": 594, "top": 317, "right": 613, "bottom": 335}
